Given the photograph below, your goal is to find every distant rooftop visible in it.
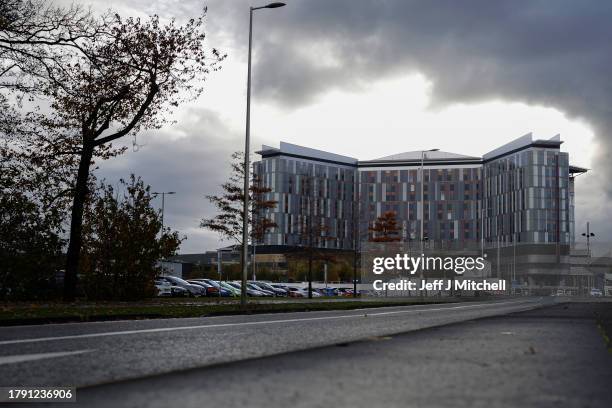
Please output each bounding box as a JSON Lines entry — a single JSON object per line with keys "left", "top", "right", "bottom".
{"left": 257, "top": 141, "right": 358, "bottom": 166}
{"left": 371, "top": 150, "right": 480, "bottom": 162}
{"left": 257, "top": 133, "right": 586, "bottom": 170}
{"left": 482, "top": 132, "right": 562, "bottom": 161}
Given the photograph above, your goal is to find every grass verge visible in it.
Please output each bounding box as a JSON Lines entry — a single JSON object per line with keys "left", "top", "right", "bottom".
{"left": 0, "top": 296, "right": 484, "bottom": 326}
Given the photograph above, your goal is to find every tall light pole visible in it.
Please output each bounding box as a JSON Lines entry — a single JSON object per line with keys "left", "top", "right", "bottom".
{"left": 152, "top": 191, "right": 176, "bottom": 236}
{"left": 152, "top": 191, "right": 176, "bottom": 275}
{"left": 581, "top": 222, "right": 595, "bottom": 257}
{"left": 241, "top": 2, "right": 286, "bottom": 307}
{"left": 419, "top": 149, "right": 438, "bottom": 295}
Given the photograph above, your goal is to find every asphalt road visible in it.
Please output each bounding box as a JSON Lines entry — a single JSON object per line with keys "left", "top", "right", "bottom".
{"left": 69, "top": 301, "right": 612, "bottom": 408}
{"left": 0, "top": 298, "right": 547, "bottom": 390}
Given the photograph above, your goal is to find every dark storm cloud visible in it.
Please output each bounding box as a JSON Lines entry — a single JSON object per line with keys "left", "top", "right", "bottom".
{"left": 76, "top": 0, "right": 612, "bottom": 247}
{"left": 252, "top": 1, "right": 612, "bottom": 110}
{"left": 223, "top": 0, "right": 610, "bottom": 242}
{"left": 249, "top": 0, "right": 612, "bottom": 190}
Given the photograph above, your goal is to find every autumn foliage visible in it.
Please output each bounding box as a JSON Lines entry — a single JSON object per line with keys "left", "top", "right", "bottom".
{"left": 368, "top": 211, "right": 401, "bottom": 242}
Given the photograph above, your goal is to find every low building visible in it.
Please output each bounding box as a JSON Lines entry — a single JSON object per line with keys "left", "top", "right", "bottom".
{"left": 158, "top": 261, "right": 192, "bottom": 279}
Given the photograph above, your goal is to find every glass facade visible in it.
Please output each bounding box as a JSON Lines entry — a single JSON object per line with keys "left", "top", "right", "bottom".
{"left": 253, "top": 157, "right": 356, "bottom": 250}
{"left": 484, "top": 148, "right": 571, "bottom": 244}
{"left": 357, "top": 166, "right": 482, "bottom": 244}
{"left": 253, "top": 136, "right": 580, "bottom": 252}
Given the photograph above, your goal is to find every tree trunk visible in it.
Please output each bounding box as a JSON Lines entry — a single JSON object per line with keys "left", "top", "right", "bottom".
{"left": 63, "top": 142, "right": 94, "bottom": 301}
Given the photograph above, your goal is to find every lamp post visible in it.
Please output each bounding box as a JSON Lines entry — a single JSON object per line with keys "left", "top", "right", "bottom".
{"left": 241, "top": 2, "right": 286, "bottom": 307}
{"left": 581, "top": 222, "right": 595, "bottom": 257}
{"left": 152, "top": 191, "right": 176, "bottom": 236}
{"left": 419, "top": 149, "right": 438, "bottom": 295}
{"left": 152, "top": 191, "right": 176, "bottom": 275}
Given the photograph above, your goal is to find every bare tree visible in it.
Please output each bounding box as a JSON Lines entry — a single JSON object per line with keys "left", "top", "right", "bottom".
{"left": 1, "top": 1, "right": 114, "bottom": 221}
{"left": 0, "top": 0, "right": 107, "bottom": 94}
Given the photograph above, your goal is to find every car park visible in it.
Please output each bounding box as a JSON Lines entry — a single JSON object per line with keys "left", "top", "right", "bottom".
{"left": 153, "top": 278, "right": 366, "bottom": 299}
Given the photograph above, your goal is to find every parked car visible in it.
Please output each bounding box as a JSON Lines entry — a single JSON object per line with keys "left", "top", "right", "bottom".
{"left": 192, "top": 279, "right": 224, "bottom": 296}
{"left": 285, "top": 287, "right": 321, "bottom": 297}
{"left": 155, "top": 280, "right": 188, "bottom": 297}
{"left": 187, "top": 280, "right": 216, "bottom": 296}
{"left": 154, "top": 280, "right": 172, "bottom": 297}
{"left": 338, "top": 288, "right": 355, "bottom": 297}
{"left": 270, "top": 284, "right": 291, "bottom": 295}
{"left": 228, "top": 281, "right": 264, "bottom": 297}
{"left": 246, "top": 283, "right": 273, "bottom": 297}
{"left": 286, "top": 287, "right": 305, "bottom": 298}
{"left": 319, "top": 287, "right": 339, "bottom": 296}
{"left": 159, "top": 276, "right": 205, "bottom": 297}
{"left": 189, "top": 279, "right": 232, "bottom": 297}
{"left": 247, "top": 282, "right": 276, "bottom": 297}
{"left": 201, "top": 279, "right": 234, "bottom": 297}
{"left": 252, "top": 281, "right": 288, "bottom": 297}
{"left": 296, "top": 287, "right": 323, "bottom": 297}
{"left": 211, "top": 281, "right": 240, "bottom": 297}
{"left": 590, "top": 288, "right": 603, "bottom": 297}
{"left": 302, "top": 288, "right": 322, "bottom": 297}
{"left": 170, "top": 286, "right": 189, "bottom": 297}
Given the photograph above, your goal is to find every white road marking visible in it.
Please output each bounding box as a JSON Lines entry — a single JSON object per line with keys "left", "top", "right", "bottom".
{"left": 0, "top": 349, "right": 93, "bottom": 365}
{"left": 0, "top": 299, "right": 538, "bottom": 346}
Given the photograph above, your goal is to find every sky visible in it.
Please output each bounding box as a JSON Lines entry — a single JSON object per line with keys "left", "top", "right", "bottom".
{"left": 59, "top": 0, "right": 612, "bottom": 253}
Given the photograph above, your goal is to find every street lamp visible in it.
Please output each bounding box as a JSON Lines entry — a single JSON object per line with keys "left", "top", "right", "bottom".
{"left": 419, "top": 148, "right": 438, "bottom": 295}
{"left": 152, "top": 191, "right": 176, "bottom": 275}
{"left": 152, "top": 191, "right": 176, "bottom": 236}
{"left": 241, "top": 2, "right": 286, "bottom": 307}
{"left": 581, "top": 222, "right": 595, "bottom": 257}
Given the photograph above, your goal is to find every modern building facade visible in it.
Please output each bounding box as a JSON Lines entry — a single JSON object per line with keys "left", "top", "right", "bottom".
{"left": 254, "top": 143, "right": 358, "bottom": 250}
{"left": 255, "top": 134, "right": 585, "bottom": 246}
{"left": 253, "top": 134, "right": 590, "bottom": 293}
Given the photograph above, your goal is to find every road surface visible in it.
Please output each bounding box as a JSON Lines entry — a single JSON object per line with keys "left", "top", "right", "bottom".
{"left": 69, "top": 301, "right": 611, "bottom": 408}
{"left": 0, "top": 298, "right": 546, "bottom": 388}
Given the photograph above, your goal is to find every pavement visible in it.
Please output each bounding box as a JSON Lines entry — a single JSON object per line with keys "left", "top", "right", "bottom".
{"left": 0, "top": 297, "right": 610, "bottom": 407}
